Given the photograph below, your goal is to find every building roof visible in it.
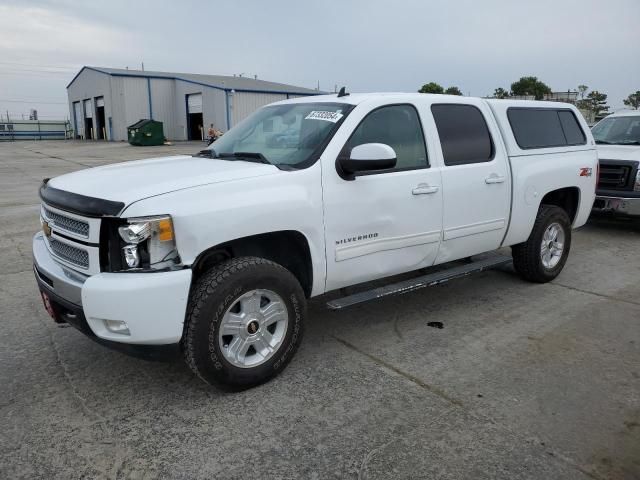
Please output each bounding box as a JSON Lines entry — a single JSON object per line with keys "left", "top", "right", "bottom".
{"left": 67, "top": 66, "right": 321, "bottom": 95}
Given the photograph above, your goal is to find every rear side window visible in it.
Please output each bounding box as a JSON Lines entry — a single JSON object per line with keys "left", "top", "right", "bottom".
{"left": 508, "top": 108, "right": 586, "bottom": 149}
{"left": 558, "top": 111, "right": 586, "bottom": 145}
{"left": 431, "top": 104, "right": 494, "bottom": 166}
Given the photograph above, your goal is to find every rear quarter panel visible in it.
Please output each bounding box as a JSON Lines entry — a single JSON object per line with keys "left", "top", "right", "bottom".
{"left": 486, "top": 100, "right": 598, "bottom": 246}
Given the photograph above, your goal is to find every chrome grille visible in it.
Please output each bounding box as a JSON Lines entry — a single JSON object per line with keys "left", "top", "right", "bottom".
{"left": 48, "top": 238, "right": 89, "bottom": 269}
{"left": 43, "top": 207, "right": 90, "bottom": 238}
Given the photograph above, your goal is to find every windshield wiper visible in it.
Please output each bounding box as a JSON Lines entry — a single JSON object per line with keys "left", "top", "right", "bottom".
{"left": 217, "top": 152, "right": 272, "bottom": 165}
{"left": 194, "top": 149, "right": 216, "bottom": 158}
{"left": 595, "top": 140, "right": 612, "bottom": 144}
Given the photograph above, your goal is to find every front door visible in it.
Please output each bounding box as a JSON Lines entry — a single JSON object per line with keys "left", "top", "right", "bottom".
{"left": 430, "top": 101, "right": 511, "bottom": 263}
{"left": 322, "top": 103, "right": 443, "bottom": 291}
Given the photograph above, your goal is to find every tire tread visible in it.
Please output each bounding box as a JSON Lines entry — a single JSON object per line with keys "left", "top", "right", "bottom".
{"left": 182, "top": 256, "right": 302, "bottom": 387}
{"left": 512, "top": 205, "right": 571, "bottom": 283}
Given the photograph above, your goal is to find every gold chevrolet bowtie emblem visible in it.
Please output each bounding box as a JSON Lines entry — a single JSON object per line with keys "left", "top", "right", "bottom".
{"left": 42, "top": 221, "right": 52, "bottom": 237}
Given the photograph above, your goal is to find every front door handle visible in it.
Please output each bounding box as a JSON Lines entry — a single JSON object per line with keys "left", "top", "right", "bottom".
{"left": 485, "top": 174, "right": 506, "bottom": 184}
{"left": 412, "top": 183, "right": 439, "bottom": 195}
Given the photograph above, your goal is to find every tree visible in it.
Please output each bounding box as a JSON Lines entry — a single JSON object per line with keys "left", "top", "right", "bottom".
{"left": 444, "top": 86, "right": 463, "bottom": 96}
{"left": 577, "top": 84, "right": 588, "bottom": 100}
{"left": 493, "top": 87, "right": 509, "bottom": 99}
{"left": 418, "top": 82, "right": 444, "bottom": 94}
{"left": 578, "top": 90, "right": 609, "bottom": 117}
{"left": 510, "top": 76, "right": 552, "bottom": 100}
{"left": 623, "top": 91, "right": 640, "bottom": 109}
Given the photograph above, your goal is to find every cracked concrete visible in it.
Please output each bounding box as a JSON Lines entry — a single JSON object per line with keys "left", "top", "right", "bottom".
{"left": 1, "top": 141, "right": 639, "bottom": 479}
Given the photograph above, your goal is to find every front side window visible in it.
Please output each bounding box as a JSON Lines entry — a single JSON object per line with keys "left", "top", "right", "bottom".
{"left": 208, "top": 102, "right": 354, "bottom": 168}
{"left": 592, "top": 115, "right": 640, "bottom": 145}
{"left": 343, "top": 104, "right": 428, "bottom": 170}
{"left": 431, "top": 104, "right": 494, "bottom": 166}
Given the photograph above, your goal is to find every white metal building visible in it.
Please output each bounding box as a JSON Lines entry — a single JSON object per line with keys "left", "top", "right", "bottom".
{"left": 66, "top": 66, "right": 321, "bottom": 141}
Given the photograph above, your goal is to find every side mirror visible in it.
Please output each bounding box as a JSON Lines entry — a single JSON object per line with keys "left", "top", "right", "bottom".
{"left": 338, "top": 143, "right": 397, "bottom": 179}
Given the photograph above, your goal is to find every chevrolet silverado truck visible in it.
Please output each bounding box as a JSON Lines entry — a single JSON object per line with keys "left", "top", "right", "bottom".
{"left": 33, "top": 93, "right": 597, "bottom": 389}
{"left": 591, "top": 110, "right": 640, "bottom": 216}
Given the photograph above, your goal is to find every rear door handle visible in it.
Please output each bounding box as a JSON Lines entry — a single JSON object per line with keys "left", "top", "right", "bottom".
{"left": 412, "top": 183, "right": 439, "bottom": 195}
{"left": 485, "top": 174, "right": 506, "bottom": 184}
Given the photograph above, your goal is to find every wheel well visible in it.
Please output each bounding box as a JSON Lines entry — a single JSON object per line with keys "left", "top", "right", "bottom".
{"left": 540, "top": 187, "right": 580, "bottom": 224}
{"left": 191, "top": 231, "right": 314, "bottom": 297}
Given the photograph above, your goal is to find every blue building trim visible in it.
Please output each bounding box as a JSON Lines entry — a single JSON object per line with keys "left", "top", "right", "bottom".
{"left": 147, "top": 77, "right": 153, "bottom": 119}
{"left": 0, "top": 131, "right": 66, "bottom": 137}
{"left": 185, "top": 95, "right": 191, "bottom": 140}
{"left": 225, "top": 91, "right": 231, "bottom": 130}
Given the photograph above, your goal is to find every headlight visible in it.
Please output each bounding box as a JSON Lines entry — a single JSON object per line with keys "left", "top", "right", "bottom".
{"left": 635, "top": 170, "right": 640, "bottom": 192}
{"left": 117, "top": 215, "right": 181, "bottom": 271}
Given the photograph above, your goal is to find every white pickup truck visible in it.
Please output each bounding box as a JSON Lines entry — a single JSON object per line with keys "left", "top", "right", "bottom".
{"left": 34, "top": 92, "right": 597, "bottom": 389}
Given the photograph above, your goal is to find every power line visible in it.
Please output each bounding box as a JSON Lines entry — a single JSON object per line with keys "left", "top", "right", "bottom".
{"left": 0, "top": 99, "right": 67, "bottom": 104}
{"left": 0, "top": 68, "right": 71, "bottom": 75}
{"left": 0, "top": 61, "right": 77, "bottom": 71}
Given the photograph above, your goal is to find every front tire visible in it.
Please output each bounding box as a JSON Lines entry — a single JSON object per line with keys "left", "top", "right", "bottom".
{"left": 183, "top": 257, "right": 306, "bottom": 390}
{"left": 512, "top": 205, "right": 572, "bottom": 283}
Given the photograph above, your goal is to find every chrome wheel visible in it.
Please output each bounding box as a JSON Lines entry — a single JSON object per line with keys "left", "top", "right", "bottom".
{"left": 218, "top": 289, "right": 288, "bottom": 369}
{"left": 540, "top": 222, "right": 565, "bottom": 269}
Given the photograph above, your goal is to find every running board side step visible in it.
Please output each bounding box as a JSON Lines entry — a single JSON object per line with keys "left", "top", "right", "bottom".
{"left": 326, "top": 255, "right": 512, "bottom": 310}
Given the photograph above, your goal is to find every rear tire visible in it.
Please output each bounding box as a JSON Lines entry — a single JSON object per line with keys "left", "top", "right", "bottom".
{"left": 183, "top": 257, "right": 306, "bottom": 390}
{"left": 512, "top": 205, "right": 572, "bottom": 283}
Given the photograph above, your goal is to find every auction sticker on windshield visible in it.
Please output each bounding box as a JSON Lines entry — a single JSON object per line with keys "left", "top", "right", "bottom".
{"left": 305, "top": 111, "right": 344, "bottom": 123}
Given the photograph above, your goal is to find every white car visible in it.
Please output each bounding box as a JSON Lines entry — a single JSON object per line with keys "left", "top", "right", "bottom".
{"left": 591, "top": 110, "right": 640, "bottom": 216}
{"left": 33, "top": 92, "right": 597, "bottom": 389}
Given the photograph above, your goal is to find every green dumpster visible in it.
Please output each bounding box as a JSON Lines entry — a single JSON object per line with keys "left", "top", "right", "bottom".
{"left": 127, "top": 119, "right": 165, "bottom": 146}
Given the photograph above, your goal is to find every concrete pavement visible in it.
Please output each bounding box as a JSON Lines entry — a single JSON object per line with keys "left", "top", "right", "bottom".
{"left": 0, "top": 140, "right": 638, "bottom": 479}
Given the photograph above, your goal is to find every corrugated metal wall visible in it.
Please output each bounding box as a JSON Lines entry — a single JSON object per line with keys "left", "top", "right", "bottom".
{"left": 175, "top": 80, "right": 227, "bottom": 141}
{"left": 149, "top": 79, "right": 178, "bottom": 140}
{"left": 110, "top": 76, "right": 149, "bottom": 141}
{"left": 203, "top": 88, "right": 227, "bottom": 134}
{"left": 66, "top": 68, "right": 111, "bottom": 139}
{"left": 68, "top": 68, "right": 318, "bottom": 142}
{"left": 230, "top": 92, "right": 287, "bottom": 126}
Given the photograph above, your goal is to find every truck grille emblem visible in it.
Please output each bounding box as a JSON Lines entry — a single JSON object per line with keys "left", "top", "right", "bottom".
{"left": 42, "top": 221, "right": 52, "bottom": 237}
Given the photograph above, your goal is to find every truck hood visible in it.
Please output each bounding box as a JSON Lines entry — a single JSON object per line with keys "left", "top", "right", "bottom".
{"left": 47, "top": 155, "right": 280, "bottom": 207}
{"left": 596, "top": 145, "right": 640, "bottom": 162}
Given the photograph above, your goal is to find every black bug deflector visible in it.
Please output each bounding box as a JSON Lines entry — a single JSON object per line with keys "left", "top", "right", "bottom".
{"left": 39, "top": 180, "right": 125, "bottom": 217}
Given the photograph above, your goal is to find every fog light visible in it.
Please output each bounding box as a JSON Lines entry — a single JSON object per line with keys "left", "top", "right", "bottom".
{"left": 104, "top": 319, "right": 130, "bottom": 335}
{"left": 122, "top": 244, "right": 140, "bottom": 268}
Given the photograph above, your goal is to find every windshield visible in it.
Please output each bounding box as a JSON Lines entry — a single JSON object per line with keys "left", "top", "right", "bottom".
{"left": 592, "top": 115, "right": 640, "bottom": 145}
{"left": 207, "top": 102, "right": 353, "bottom": 168}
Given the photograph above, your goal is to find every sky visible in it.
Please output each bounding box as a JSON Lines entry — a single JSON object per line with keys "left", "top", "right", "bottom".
{"left": 1, "top": 0, "right": 638, "bottom": 121}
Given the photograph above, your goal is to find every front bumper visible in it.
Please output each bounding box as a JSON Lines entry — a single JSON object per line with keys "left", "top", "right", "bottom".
{"left": 33, "top": 232, "right": 192, "bottom": 354}
{"left": 592, "top": 196, "right": 640, "bottom": 216}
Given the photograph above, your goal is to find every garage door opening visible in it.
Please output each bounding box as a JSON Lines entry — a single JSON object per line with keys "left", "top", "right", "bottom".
{"left": 83, "top": 99, "right": 93, "bottom": 140}
{"left": 96, "top": 97, "right": 106, "bottom": 140}
{"left": 187, "top": 93, "right": 203, "bottom": 141}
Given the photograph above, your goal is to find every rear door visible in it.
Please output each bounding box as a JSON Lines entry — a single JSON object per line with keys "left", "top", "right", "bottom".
{"left": 430, "top": 100, "right": 511, "bottom": 263}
